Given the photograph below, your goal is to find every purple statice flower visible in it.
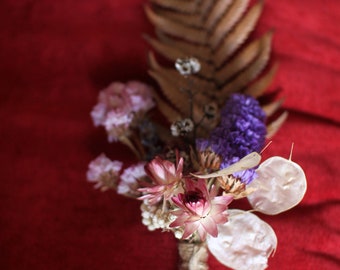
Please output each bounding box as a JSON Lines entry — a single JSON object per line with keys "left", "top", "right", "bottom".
{"left": 197, "top": 94, "right": 266, "bottom": 184}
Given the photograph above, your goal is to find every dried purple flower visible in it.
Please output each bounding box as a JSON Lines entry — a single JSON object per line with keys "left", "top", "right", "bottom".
{"left": 197, "top": 94, "right": 266, "bottom": 184}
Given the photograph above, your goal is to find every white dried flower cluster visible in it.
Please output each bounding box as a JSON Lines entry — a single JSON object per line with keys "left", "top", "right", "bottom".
{"left": 141, "top": 201, "right": 172, "bottom": 231}
{"left": 170, "top": 118, "right": 194, "bottom": 137}
{"left": 175, "top": 57, "right": 201, "bottom": 76}
{"left": 140, "top": 201, "right": 184, "bottom": 238}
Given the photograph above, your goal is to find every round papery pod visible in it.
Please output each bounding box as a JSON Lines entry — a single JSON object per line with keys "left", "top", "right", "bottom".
{"left": 247, "top": 156, "right": 307, "bottom": 215}
{"left": 207, "top": 210, "right": 277, "bottom": 270}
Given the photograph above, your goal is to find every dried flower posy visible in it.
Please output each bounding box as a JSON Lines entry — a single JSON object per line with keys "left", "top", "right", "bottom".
{"left": 87, "top": 2, "right": 306, "bottom": 269}
{"left": 87, "top": 57, "right": 307, "bottom": 269}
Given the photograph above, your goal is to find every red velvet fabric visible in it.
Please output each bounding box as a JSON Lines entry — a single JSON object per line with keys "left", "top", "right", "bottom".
{"left": 1, "top": 0, "right": 339, "bottom": 269}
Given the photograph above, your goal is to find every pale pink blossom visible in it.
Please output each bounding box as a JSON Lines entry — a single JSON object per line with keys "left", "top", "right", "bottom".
{"left": 125, "top": 81, "right": 155, "bottom": 112}
{"left": 170, "top": 178, "right": 233, "bottom": 241}
{"left": 138, "top": 155, "right": 184, "bottom": 206}
{"left": 117, "top": 162, "right": 146, "bottom": 197}
{"left": 104, "top": 111, "right": 134, "bottom": 142}
{"left": 90, "top": 81, "right": 155, "bottom": 142}
{"left": 86, "top": 153, "right": 123, "bottom": 191}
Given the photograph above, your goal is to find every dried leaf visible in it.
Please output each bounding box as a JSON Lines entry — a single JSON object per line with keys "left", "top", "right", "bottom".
{"left": 209, "top": 0, "right": 250, "bottom": 49}
{"left": 155, "top": 30, "right": 211, "bottom": 62}
{"left": 152, "top": 6, "right": 201, "bottom": 28}
{"left": 204, "top": 0, "right": 234, "bottom": 30}
{"left": 216, "top": 32, "right": 272, "bottom": 85}
{"left": 151, "top": 91, "right": 181, "bottom": 123}
{"left": 217, "top": 29, "right": 272, "bottom": 100}
{"left": 149, "top": 0, "right": 197, "bottom": 13}
{"left": 145, "top": 5, "right": 207, "bottom": 45}
{"left": 262, "top": 98, "right": 284, "bottom": 117}
{"left": 148, "top": 70, "right": 190, "bottom": 116}
{"left": 192, "top": 152, "right": 261, "bottom": 179}
{"left": 198, "top": 0, "right": 215, "bottom": 19}
{"left": 245, "top": 62, "right": 278, "bottom": 97}
{"left": 213, "top": 0, "right": 264, "bottom": 67}
{"left": 266, "top": 112, "right": 289, "bottom": 138}
{"left": 148, "top": 52, "right": 215, "bottom": 100}
{"left": 146, "top": 0, "right": 280, "bottom": 134}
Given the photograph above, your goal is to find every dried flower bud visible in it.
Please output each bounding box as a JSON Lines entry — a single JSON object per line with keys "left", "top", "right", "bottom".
{"left": 171, "top": 118, "right": 194, "bottom": 137}
{"left": 165, "top": 149, "right": 190, "bottom": 169}
{"left": 204, "top": 102, "right": 218, "bottom": 119}
{"left": 217, "top": 174, "right": 247, "bottom": 198}
{"left": 198, "top": 150, "right": 222, "bottom": 173}
{"left": 140, "top": 201, "right": 175, "bottom": 231}
{"left": 175, "top": 57, "right": 201, "bottom": 75}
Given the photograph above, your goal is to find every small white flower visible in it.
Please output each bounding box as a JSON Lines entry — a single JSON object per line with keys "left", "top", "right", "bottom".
{"left": 175, "top": 57, "right": 201, "bottom": 75}
{"left": 171, "top": 118, "right": 194, "bottom": 137}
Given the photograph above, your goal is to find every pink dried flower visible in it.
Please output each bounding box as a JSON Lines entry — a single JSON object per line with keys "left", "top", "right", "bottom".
{"left": 90, "top": 81, "right": 155, "bottom": 142}
{"left": 138, "top": 155, "right": 184, "bottom": 206}
{"left": 104, "top": 111, "right": 134, "bottom": 142}
{"left": 125, "top": 81, "right": 155, "bottom": 113}
{"left": 170, "top": 178, "right": 233, "bottom": 241}
{"left": 87, "top": 153, "right": 123, "bottom": 191}
{"left": 117, "top": 162, "right": 146, "bottom": 198}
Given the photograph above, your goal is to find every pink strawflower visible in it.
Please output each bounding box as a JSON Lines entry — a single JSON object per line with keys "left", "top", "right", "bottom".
{"left": 138, "top": 155, "right": 184, "bottom": 206}
{"left": 170, "top": 178, "right": 233, "bottom": 241}
{"left": 90, "top": 81, "right": 155, "bottom": 142}
{"left": 86, "top": 153, "right": 123, "bottom": 191}
{"left": 117, "top": 162, "right": 146, "bottom": 198}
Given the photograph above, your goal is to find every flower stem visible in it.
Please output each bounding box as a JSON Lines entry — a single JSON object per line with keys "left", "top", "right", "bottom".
{"left": 178, "top": 240, "right": 209, "bottom": 270}
{"left": 119, "top": 135, "right": 141, "bottom": 159}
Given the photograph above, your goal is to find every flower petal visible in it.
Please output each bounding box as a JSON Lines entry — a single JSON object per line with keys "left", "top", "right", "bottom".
{"left": 201, "top": 216, "right": 218, "bottom": 237}
{"left": 207, "top": 209, "right": 277, "bottom": 270}
{"left": 196, "top": 225, "right": 208, "bottom": 241}
{"left": 247, "top": 156, "right": 307, "bottom": 215}
{"left": 182, "top": 220, "right": 200, "bottom": 239}
{"left": 212, "top": 195, "right": 233, "bottom": 206}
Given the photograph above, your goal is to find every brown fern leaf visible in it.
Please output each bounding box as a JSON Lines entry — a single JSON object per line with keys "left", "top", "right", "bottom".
{"left": 213, "top": 1, "right": 264, "bottom": 67}
{"left": 245, "top": 63, "right": 278, "bottom": 97}
{"left": 146, "top": 0, "right": 280, "bottom": 133}
{"left": 209, "top": 0, "right": 250, "bottom": 49}
{"left": 266, "top": 111, "right": 289, "bottom": 138}
{"left": 149, "top": 0, "right": 198, "bottom": 13}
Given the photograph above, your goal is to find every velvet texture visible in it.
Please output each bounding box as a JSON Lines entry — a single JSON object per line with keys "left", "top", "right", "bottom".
{"left": 1, "top": 0, "right": 339, "bottom": 269}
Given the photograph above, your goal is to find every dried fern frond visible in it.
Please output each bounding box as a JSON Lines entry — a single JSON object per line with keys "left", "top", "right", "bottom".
{"left": 145, "top": 0, "right": 284, "bottom": 133}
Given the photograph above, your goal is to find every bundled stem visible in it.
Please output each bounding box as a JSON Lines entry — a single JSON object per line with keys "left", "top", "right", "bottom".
{"left": 178, "top": 240, "right": 209, "bottom": 270}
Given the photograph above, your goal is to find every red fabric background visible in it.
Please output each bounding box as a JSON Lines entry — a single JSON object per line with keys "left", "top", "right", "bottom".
{"left": 1, "top": 0, "right": 339, "bottom": 269}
